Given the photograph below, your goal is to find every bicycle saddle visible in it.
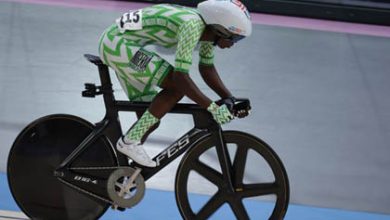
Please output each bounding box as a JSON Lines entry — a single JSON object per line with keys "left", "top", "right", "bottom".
{"left": 84, "top": 54, "right": 104, "bottom": 66}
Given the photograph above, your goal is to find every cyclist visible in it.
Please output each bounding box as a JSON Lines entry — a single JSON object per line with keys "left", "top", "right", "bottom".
{"left": 98, "top": 0, "right": 252, "bottom": 167}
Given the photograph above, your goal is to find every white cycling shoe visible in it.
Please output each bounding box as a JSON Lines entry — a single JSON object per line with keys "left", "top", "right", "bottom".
{"left": 116, "top": 137, "right": 157, "bottom": 167}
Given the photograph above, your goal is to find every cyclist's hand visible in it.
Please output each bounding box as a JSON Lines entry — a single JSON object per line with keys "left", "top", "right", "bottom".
{"left": 234, "top": 99, "right": 251, "bottom": 118}
{"left": 216, "top": 96, "right": 236, "bottom": 112}
{"left": 217, "top": 97, "right": 251, "bottom": 119}
{"left": 207, "top": 102, "right": 234, "bottom": 125}
{"left": 235, "top": 108, "right": 250, "bottom": 118}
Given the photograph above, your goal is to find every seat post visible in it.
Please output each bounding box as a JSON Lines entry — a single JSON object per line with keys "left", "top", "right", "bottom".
{"left": 96, "top": 63, "right": 118, "bottom": 116}
{"left": 84, "top": 54, "right": 118, "bottom": 116}
{"left": 83, "top": 54, "right": 124, "bottom": 149}
{"left": 98, "top": 64, "right": 112, "bottom": 91}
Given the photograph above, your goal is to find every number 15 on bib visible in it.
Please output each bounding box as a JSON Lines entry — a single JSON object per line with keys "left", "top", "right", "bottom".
{"left": 116, "top": 10, "right": 143, "bottom": 33}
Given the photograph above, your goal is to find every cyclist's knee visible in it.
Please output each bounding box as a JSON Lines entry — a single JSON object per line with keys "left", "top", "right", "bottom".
{"left": 171, "top": 89, "right": 184, "bottom": 101}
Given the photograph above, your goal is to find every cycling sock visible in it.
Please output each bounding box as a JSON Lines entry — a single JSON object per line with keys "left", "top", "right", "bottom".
{"left": 125, "top": 110, "right": 159, "bottom": 142}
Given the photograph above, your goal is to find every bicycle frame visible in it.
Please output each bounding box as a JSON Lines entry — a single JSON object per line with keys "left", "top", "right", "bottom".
{"left": 8, "top": 54, "right": 288, "bottom": 219}
{"left": 55, "top": 54, "right": 233, "bottom": 187}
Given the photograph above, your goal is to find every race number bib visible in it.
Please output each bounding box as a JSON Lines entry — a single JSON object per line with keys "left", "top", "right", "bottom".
{"left": 116, "top": 9, "right": 143, "bottom": 33}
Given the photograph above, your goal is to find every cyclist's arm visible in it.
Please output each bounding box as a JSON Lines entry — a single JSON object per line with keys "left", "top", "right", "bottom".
{"left": 199, "top": 64, "right": 233, "bottom": 99}
{"left": 171, "top": 71, "right": 212, "bottom": 109}
{"left": 173, "top": 20, "right": 212, "bottom": 109}
{"left": 198, "top": 42, "right": 232, "bottom": 99}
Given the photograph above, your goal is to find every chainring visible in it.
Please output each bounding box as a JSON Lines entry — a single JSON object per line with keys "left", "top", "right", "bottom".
{"left": 107, "top": 167, "right": 145, "bottom": 208}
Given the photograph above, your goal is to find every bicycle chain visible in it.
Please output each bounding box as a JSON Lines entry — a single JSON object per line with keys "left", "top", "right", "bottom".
{"left": 68, "top": 166, "right": 129, "bottom": 171}
{"left": 57, "top": 177, "right": 113, "bottom": 204}
{"left": 58, "top": 166, "right": 136, "bottom": 205}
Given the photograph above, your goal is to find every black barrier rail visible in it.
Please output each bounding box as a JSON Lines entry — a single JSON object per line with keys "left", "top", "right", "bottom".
{"left": 128, "top": 0, "right": 390, "bottom": 26}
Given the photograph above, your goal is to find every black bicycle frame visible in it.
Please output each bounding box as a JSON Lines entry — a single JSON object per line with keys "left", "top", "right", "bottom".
{"left": 55, "top": 54, "right": 232, "bottom": 186}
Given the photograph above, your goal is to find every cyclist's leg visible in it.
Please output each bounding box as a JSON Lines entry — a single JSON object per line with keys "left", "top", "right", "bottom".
{"left": 135, "top": 110, "right": 159, "bottom": 144}
{"left": 99, "top": 29, "right": 166, "bottom": 138}
{"left": 131, "top": 87, "right": 182, "bottom": 144}
{"left": 99, "top": 37, "right": 154, "bottom": 100}
{"left": 148, "top": 86, "right": 184, "bottom": 118}
{"left": 121, "top": 47, "right": 174, "bottom": 143}
{"left": 99, "top": 32, "right": 173, "bottom": 166}
{"left": 131, "top": 81, "right": 184, "bottom": 144}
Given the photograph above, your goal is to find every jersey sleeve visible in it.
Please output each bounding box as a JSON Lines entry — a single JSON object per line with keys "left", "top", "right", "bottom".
{"left": 175, "top": 19, "right": 205, "bottom": 73}
{"left": 199, "top": 42, "right": 215, "bottom": 66}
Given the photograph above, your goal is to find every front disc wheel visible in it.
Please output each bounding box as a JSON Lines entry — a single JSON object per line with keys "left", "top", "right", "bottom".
{"left": 175, "top": 131, "right": 289, "bottom": 220}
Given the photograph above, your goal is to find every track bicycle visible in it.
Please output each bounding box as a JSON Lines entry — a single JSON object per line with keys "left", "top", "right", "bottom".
{"left": 7, "top": 54, "right": 289, "bottom": 220}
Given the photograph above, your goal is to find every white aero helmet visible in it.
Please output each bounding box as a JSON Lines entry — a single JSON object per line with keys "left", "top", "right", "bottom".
{"left": 197, "top": 0, "right": 252, "bottom": 42}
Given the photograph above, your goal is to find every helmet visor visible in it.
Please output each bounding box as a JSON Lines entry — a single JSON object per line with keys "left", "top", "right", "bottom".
{"left": 211, "top": 25, "right": 245, "bottom": 43}
{"left": 228, "top": 34, "right": 245, "bottom": 43}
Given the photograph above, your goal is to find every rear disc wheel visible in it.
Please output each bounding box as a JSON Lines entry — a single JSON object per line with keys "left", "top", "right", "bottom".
{"left": 7, "top": 114, "right": 117, "bottom": 220}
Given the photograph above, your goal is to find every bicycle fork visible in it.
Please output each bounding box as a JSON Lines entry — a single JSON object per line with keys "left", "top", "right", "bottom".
{"left": 213, "top": 127, "right": 236, "bottom": 193}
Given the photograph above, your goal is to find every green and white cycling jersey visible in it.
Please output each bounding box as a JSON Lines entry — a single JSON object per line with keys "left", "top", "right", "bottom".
{"left": 117, "top": 4, "right": 215, "bottom": 71}
{"left": 99, "top": 4, "right": 215, "bottom": 101}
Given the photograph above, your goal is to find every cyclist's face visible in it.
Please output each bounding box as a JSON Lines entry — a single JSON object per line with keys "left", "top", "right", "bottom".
{"left": 215, "top": 37, "right": 234, "bottom": 49}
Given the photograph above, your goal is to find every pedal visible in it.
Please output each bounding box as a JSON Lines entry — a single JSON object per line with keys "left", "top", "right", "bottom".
{"left": 117, "top": 207, "right": 126, "bottom": 212}
{"left": 111, "top": 205, "right": 126, "bottom": 212}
